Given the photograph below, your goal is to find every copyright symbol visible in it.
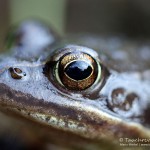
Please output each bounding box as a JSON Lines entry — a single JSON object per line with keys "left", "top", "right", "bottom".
{"left": 119, "top": 138, "right": 123, "bottom": 142}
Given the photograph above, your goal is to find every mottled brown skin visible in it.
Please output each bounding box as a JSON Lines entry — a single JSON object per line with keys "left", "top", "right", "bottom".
{"left": 0, "top": 82, "right": 148, "bottom": 150}
{"left": 0, "top": 21, "right": 150, "bottom": 150}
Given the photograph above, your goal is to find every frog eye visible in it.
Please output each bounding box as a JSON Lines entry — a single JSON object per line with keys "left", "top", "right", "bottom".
{"left": 9, "top": 67, "right": 26, "bottom": 79}
{"left": 54, "top": 52, "right": 101, "bottom": 90}
{"left": 44, "top": 45, "right": 109, "bottom": 92}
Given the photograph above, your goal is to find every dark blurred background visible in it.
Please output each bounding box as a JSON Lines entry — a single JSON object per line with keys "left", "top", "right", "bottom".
{"left": 1, "top": 0, "right": 150, "bottom": 49}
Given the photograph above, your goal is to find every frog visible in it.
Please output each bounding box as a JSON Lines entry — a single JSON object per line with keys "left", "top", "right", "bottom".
{"left": 0, "top": 20, "right": 150, "bottom": 150}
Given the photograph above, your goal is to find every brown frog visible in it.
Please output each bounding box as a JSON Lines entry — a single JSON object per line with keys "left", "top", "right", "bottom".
{"left": 0, "top": 20, "right": 150, "bottom": 150}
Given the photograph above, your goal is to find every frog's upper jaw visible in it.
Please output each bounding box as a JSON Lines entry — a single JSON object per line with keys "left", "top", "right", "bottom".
{"left": 0, "top": 82, "right": 150, "bottom": 141}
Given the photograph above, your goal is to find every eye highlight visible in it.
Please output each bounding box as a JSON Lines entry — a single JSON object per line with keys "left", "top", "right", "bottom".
{"left": 54, "top": 51, "right": 101, "bottom": 90}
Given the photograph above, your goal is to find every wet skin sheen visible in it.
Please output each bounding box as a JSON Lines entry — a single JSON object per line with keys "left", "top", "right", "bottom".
{"left": 0, "top": 21, "right": 150, "bottom": 149}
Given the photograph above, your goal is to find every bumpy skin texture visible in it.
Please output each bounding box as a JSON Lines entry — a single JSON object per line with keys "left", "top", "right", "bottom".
{"left": 0, "top": 21, "right": 150, "bottom": 150}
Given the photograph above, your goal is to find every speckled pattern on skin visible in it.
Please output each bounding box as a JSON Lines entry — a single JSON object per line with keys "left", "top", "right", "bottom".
{"left": 0, "top": 21, "right": 150, "bottom": 150}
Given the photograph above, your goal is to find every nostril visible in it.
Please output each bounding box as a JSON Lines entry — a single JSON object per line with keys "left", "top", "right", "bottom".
{"left": 9, "top": 67, "right": 26, "bottom": 79}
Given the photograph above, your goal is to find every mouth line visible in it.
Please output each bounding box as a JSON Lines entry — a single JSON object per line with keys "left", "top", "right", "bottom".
{"left": 1, "top": 104, "right": 150, "bottom": 141}
{"left": 20, "top": 108, "right": 88, "bottom": 134}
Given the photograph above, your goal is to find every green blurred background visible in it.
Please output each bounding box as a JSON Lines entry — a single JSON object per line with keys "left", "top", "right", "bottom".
{"left": 1, "top": 0, "right": 150, "bottom": 50}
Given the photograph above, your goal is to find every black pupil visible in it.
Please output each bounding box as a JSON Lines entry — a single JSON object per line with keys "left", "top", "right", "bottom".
{"left": 64, "top": 61, "right": 92, "bottom": 80}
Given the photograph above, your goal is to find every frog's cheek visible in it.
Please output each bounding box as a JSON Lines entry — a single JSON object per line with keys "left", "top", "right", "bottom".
{"left": 101, "top": 72, "right": 149, "bottom": 123}
{"left": 107, "top": 87, "right": 141, "bottom": 116}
